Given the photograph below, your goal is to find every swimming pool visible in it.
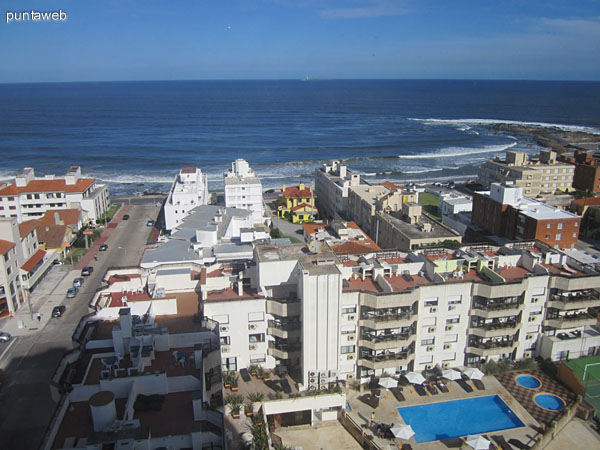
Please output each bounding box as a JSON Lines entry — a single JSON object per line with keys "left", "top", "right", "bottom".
{"left": 515, "top": 375, "right": 541, "bottom": 389}
{"left": 534, "top": 393, "right": 565, "bottom": 411}
{"left": 397, "top": 395, "right": 524, "bottom": 443}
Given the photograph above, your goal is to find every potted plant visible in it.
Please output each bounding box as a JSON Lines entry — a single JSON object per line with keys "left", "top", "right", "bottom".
{"left": 222, "top": 371, "right": 233, "bottom": 388}
{"left": 256, "top": 366, "right": 264, "bottom": 379}
{"left": 262, "top": 369, "right": 271, "bottom": 382}
{"left": 230, "top": 374, "right": 239, "bottom": 391}
{"left": 248, "top": 364, "right": 259, "bottom": 376}
{"left": 231, "top": 404, "right": 241, "bottom": 418}
{"left": 248, "top": 392, "right": 264, "bottom": 403}
{"left": 244, "top": 401, "right": 254, "bottom": 417}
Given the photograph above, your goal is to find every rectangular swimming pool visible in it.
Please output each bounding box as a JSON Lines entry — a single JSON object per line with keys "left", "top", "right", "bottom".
{"left": 397, "top": 395, "right": 524, "bottom": 443}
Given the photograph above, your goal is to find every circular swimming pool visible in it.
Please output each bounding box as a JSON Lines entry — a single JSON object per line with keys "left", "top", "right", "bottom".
{"left": 534, "top": 393, "right": 565, "bottom": 411}
{"left": 515, "top": 375, "right": 541, "bottom": 389}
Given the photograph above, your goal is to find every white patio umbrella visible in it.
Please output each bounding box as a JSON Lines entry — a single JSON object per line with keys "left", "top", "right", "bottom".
{"left": 405, "top": 372, "right": 426, "bottom": 385}
{"left": 379, "top": 377, "right": 398, "bottom": 389}
{"left": 463, "top": 367, "right": 485, "bottom": 380}
{"left": 466, "top": 434, "right": 491, "bottom": 450}
{"left": 442, "top": 369, "right": 462, "bottom": 381}
{"left": 390, "top": 423, "right": 415, "bottom": 440}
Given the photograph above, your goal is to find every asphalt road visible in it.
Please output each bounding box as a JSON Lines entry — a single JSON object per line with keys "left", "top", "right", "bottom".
{"left": 0, "top": 199, "right": 160, "bottom": 450}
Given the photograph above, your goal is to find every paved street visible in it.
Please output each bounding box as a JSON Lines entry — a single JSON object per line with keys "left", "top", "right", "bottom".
{"left": 0, "top": 197, "right": 161, "bottom": 450}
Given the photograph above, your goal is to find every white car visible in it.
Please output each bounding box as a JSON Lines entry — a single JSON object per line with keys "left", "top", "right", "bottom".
{"left": 0, "top": 332, "right": 11, "bottom": 342}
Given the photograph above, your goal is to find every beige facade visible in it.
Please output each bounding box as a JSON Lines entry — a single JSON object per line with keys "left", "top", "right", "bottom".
{"left": 479, "top": 150, "right": 575, "bottom": 197}
{"left": 314, "top": 161, "right": 361, "bottom": 219}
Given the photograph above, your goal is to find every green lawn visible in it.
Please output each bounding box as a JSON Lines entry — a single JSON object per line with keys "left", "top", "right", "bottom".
{"left": 418, "top": 192, "right": 441, "bottom": 221}
{"left": 97, "top": 203, "right": 122, "bottom": 225}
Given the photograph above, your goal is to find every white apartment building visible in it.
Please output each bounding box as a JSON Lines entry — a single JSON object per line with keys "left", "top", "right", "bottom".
{"left": 0, "top": 166, "right": 109, "bottom": 223}
{"left": 164, "top": 167, "right": 209, "bottom": 231}
{"left": 439, "top": 192, "right": 472, "bottom": 216}
{"left": 315, "top": 160, "right": 361, "bottom": 219}
{"left": 224, "top": 159, "right": 268, "bottom": 225}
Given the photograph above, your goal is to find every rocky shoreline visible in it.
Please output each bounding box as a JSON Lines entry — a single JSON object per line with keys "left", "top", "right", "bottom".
{"left": 493, "top": 123, "right": 600, "bottom": 154}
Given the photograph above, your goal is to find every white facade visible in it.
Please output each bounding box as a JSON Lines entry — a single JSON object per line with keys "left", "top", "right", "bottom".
{"left": 164, "top": 168, "right": 208, "bottom": 231}
{"left": 0, "top": 166, "right": 109, "bottom": 223}
{"left": 439, "top": 193, "right": 472, "bottom": 216}
{"left": 315, "top": 160, "right": 361, "bottom": 219}
{"left": 224, "top": 159, "right": 267, "bottom": 225}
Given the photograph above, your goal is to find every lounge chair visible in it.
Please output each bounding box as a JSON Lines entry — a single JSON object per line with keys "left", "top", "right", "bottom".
{"left": 265, "top": 379, "right": 281, "bottom": 392}
{"left": 473, "top": 379, "right": 486, "bottom": 390}
{"left": 414, "top": 384, "right": 428, "bottom": 396}
{"left": 426, "top": 382, "right": 439, "bottom": 395}
{"left": 240, "top": 368, "right": 251, "bottom": 382}
{"left": 436, "top": 380, "right": 449, "bottom": 393}
{"left": 390, "top": 387, "right": 405, "bottom": 402}
{"left": 456, "top": 379, "right": 473, "bottom": 393}
{"left": 508, "top": 439, "right": 529, "bottom": 450}
{"left": 491, "top": 435, "right": 515, "bottom": 450}
{"left": 359, "top": 394, "right": 379, "bottom": 409}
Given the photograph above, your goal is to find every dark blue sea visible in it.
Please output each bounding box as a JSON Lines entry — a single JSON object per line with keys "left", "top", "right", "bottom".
{"left": 1, "top": 80, "right": 599, "bottom": 196}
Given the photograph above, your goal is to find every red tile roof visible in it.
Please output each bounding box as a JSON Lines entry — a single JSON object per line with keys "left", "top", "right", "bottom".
{"left": 18, "top": 220, "right": 39, "bottom": 238}
{"left": 291, "top": 202, "right": 317, "bottom": 212}
{"left": 181, "top": 167, "right": 197, "bottom": 174}
{"left": 36, "top": 224, "right": 68, "bottom": 249}
{"left": 303, "top": 223, "right": 331, "bottom": 236}
{"left": 382, "top": 181, "right": 400, "bottom": 192}
{"left": 330, "top": 240, "right": 380, "bottom": 255}
{"left": 21, "top": 249, "right": 46, "bottom": 272}
{"left": 573, "top": 196, "right": 600, "bottom": 206}
{"left": 0, "top": 239, "right": 15, "bottom": 255}
{"left": 39, "top": 209, "right": 82, "bottom": 227}
{"left": 0, "top": 178, "right": 95, "bottom": 196}
{"left": 282, "top": 185, "right": 315, "bottom": 199}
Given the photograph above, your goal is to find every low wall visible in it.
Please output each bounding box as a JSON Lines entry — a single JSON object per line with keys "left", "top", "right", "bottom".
{"left": 339, "top": 410, "right": 383, "bottom": 450}
{"left": 557, "top": 362, "right": 585, "bottom": 396}
{"left": 530, "top": 396, "right": 582, "bottom": 450}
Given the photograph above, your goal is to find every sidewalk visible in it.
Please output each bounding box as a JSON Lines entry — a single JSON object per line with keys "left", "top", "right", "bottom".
{"left": 0, "top": 265, "right": 79, "bottom": 337}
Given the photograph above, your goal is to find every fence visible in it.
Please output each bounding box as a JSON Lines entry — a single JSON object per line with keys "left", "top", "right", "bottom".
{"left": 339, "top": 409, "right": 383, "bottom": 450}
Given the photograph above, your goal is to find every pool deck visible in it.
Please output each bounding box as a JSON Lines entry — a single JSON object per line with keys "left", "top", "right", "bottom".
{"left": 346, "top": 375, "right": 541, "bottom": 449}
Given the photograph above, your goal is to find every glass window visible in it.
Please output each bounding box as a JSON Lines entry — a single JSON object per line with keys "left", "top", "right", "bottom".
{"left": 340, "top": 345, "right": 355, "bottom": 354}
{"left": 557, "top": 223, "right": 563, "bottom": 230}
{"left": 341, "top": 305, "right": 357, "bottom": 314}
{"left": 250, "top": 354, "right": 266, "bottom": 363}
{"left": 556, "top": 234, "right": 562, "bottom": 240}
{"left": 249, "top": 333, "right": 265, "bottom": 343}
{"left": 220, "top": 336, "right": 230, "bottom": 345}
{"left": 421, "top": 338, "right": 435, "bottom": 346}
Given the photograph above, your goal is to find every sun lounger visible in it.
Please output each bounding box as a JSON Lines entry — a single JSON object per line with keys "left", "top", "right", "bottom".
{"left": 491, "top": 435, "right": 515, "bottom": 450}
{"left": 359, "top": 394, "right": 379, "bottom": 409}
{"left": 265, "top": 379, "right": 281, "bottom": 392}
{"left": 390, "top": 387, "right": 405, "bottom": 402}
{"left": 436, "top": 381, "right": 450, "bottom": 393}
{"left": 508, "top": 439, "right": 529, "bottom": 450}
{"left": 426, "top": 383, "right": 439, "bottom": 395}
{"left": 456, "top": 379, "right": 473, "bottom": 393}
{"left": 240, "top": 368, "right": 251, "bottom": 382}
{"left": 280, "top": 378, "right": 292, "bottom": 394}
{"left": 414, "top": 384, "right": 428, "bottom": 396}
{"left": 473, "top": 379, "right": 486, "bottom": 390}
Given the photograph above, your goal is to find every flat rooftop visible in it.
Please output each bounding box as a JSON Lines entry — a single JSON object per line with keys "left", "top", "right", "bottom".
{"left": 385, "top": 213, "right": 459, "bottom": 241}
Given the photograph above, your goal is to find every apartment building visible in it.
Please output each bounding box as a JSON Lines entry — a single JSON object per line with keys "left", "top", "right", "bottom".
{"left": 0, "top": 166, "right": 109, "bottom": 223}
{"left": 224, "top": 159, "right": 269, "bottom": 225}
{"left": 277, "top": 183, "right": 317, "bottom": 224}
{"left": 479, "top": 150, "right": 574, "bottom": 196}
{"left": 439, "top": 192, "right": 472, "bottom": 216}
{"left": 472, "top": 183, "right": 581, "bottom": 249}
{"left": 314, "top": 160, "right": 361, "bottom": 219}
{"left": 164, "top": 167, "right": 209, "bottom": 231}
{"left": 562, "top": 149, "right": 600, "bottom": 193}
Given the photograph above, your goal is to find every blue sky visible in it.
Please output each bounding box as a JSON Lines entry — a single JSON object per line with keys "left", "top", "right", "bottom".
{"left": 1, "top": 0, "right": 599, "bottom": 82}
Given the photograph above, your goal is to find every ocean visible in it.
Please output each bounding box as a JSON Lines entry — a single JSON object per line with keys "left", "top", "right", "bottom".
{"left": 1, "top": 80, "right": 599, "bottom": 196}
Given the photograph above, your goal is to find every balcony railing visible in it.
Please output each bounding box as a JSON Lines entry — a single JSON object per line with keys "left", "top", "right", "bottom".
{"left": 361, "top": 312, "right": 412, "bottom": 323}
{"left": 268, "top": 342, "right": 301, "bottom": 352}
{"left": 360, "top": 351, "right": 410, "bottom": 363}
{"left": 471, "top": 321, "right": 518, "bottom": 332}
{"left": 473, "top": 302, "right": 522, "bottom": 312}
{"left": 468, "top": 340, "right": 515, "bottom": 350}
{"left": 361, "top": 332, "right": 411, "bottom": 343}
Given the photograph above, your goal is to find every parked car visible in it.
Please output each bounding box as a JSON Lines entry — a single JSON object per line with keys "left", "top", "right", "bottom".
{"left": 66, "top": 287, "right": 79, "bottom": 298}
{"left": 0, "top": 332, "right": 11, "bottom": 343}
{"left": 99, "top": 244, "right": 108, "bottom": 251}
{"left": 73, "top": 277, "right": 84, "bottom": 288}
{"left": 81, "top": 266, "right": 94, "bottom": 276}
{"left": 52, "top": 259, "right": 63, "bottom": 265}
{"left": 123, "top": 214, "right": 130, "bottom": 220}
{"left": 52, "top": 306, "right": 66, "bottom": 318}
{"left": 146, "top": 219, "right": 154, "bottom": 227}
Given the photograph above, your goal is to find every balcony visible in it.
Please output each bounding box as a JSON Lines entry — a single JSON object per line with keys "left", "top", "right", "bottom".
{"left": 266, "top": 298, "right": 301, "bottom": 317}
{"left": 543, "top": 312, "right": 597, "bottom": 329}
{"left": 471, "top": 302, "right": 523, "bottom": 319}
{"left": 358, "top": 351, "right": 413, "bottom": 370}
{"left": 469, "top": 321, "right": 521, "bottom": 339}
{"left": 267, "top": 320, "right": 301, "bottom": 339}
{"left": 548, "top": 290, "right": 600, "bottom": 310}
{"left": 359, "top": 332, "right": 415, "bottom": 350}
{"left": 267, "top": 341, "right": 301, "bottom": 360}
{"left": 360, "top": 312, "right": 415, "bottom": 330}
{"left": 466, "top": 340, "right": 517, "bottom": 357}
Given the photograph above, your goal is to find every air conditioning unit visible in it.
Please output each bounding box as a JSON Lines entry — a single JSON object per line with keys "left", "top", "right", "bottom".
{"left": 448, "top": 306, "right": 456, "bottom": 311}
{"left": 445, "top": 325, "right": 453, "bottom": 331}
{"left": 443, "top": 344, "right": 451, "bottom": 350}
{"left": 319, "top": 371, "right": 327, "bottom": 379}
{"left": 426, "top": 346, "right": 434, "bottom": 351}
{"left": 348, "top": 335, "right": 355, "bottom": 341}
{"left": 309, "top": 371, "right": 317, "bottom": 377}
{"left": 442, "top": 362, "right": 449, "bottom": 369}
{"left": 347, "top": 355, "right": 354, "bottom": 360}
{"left": 220, "top": 326, "right": 229, "bottom": 333}
{"left": 428, "top": 327, "right": 435, "bottom": 333}
{"left": 425, "top": 365, "right": 432, "bottom": 370}
{"left": 430, "top": 307, "right": 437, "bottom": 313}
{"left": 249, "top": 324, "right": 257, "bottom": 330}
{"left": 249, "top": 344, "right": 257, "bottom": 350}
{"left": 309, "top": 376, "right": 317, "bottom": 384}
{"left": 348, "top": 315, "right": 356, "bottom": 320}
{"left": 329, "top": 370, "right": 338, "bottom": 379}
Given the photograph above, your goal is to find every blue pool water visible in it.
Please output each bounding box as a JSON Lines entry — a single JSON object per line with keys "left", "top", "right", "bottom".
{"left": 397, "top": 395, "right": 524, "bottom": 443}
{"left": 516, "top": 375, "right": 541, "bottom": 389}
{"left": 534, "top": 394, "right": 565, "bottom": 411}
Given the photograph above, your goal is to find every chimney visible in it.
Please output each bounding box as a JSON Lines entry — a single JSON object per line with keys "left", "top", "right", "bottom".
{"left": 299, "top": 183, "right": 305, "bottom": 191}
{"left": 54, "top": 212, "right": 60, "bottom": 225}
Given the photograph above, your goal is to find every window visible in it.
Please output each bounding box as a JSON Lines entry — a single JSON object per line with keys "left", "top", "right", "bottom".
{"left": 220, "top": 336, "right": 230, "bottom": 345}
{"left": 341, "top": 305, "right": 357, "bottom": 314}
{"left": 341, "top": 325, "right": 356, "bottom": 334}
{"left": 545, "top": 234, "right": 550, "bottom": 239}
{"left": 250, "top": 353, "right": 266, "bottom": 363}
{"left": 446, "top": 317, "right": 459, "bottom": 324}
{"left": 248, "top": 311, "right": 264, "bottom": 322}
{"left": 557, "top": 223, "right": 563, "bottom": 230}
{"left": 557, "top": 350, "right": 569, "bottom": 361}
{"left": 248, "top": 333, "right": 265, "bottom": 343}
{"left": 547, "top": 223, "right": 552, "bottom": 229}
{"left": 421, "top": 338, "right": 435, "bottom": 346}
{"left": 424, "top": 298, "right": 438, "bottom": 307}
{"left": 556, "top": 234, "right": 562, "bottom": 240}
{"left": 341, "top": 345, "right": 355, "bottom": 354}
{"left": 574, "top": 222, "right": 579, "bottom": 227}
{"left": 221, "top": 357, "right": 237, "bottom": 372}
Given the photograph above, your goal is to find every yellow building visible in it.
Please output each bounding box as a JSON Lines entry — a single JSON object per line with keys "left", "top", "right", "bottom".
{"left": 278, "top": 183, "right": 318, "bottom": 224}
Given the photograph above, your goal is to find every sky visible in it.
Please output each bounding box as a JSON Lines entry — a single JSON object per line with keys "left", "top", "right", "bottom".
{"left": 0, "top": 0, "right": 599, "bottom": 82}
